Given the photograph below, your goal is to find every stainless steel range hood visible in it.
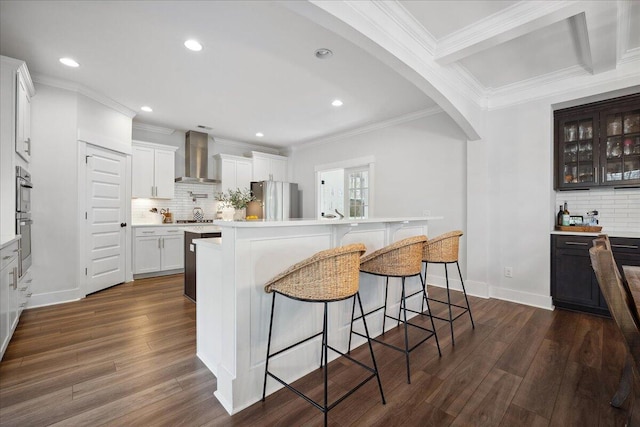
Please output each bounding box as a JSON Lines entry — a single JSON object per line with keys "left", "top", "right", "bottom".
{"left": 175, "top": 130, "right": 219, "bottom": 183}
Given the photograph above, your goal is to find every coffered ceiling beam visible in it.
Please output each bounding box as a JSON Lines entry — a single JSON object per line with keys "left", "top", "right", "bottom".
{"left": 580, "top": 1, "right": 617, "bottom": 74}
{"left": 434, "top": 1, "right": 585, "bottom": 65}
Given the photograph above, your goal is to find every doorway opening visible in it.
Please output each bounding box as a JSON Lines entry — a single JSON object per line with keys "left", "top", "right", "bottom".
{"left": 316, "top": 156, "right": 374, "bottom": 220}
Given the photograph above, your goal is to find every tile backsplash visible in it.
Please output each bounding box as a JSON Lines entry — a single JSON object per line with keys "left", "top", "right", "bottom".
{"left": 132, "top": 182, "right": 221, "bottom": 223}
{"left": 555, "top": 188, "right": 640, "bottom": 232}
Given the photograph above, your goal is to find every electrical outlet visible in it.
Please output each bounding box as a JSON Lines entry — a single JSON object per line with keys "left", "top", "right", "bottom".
{"left": 504, "top": 267, "right": 513, "bottom": 278}
{"left": 422, "top": 210, "right": 431, "bottom": 217}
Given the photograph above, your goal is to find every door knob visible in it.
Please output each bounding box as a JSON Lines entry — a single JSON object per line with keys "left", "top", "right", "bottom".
{"left": 120, "top": 222, "right": 127, "bottom": 227}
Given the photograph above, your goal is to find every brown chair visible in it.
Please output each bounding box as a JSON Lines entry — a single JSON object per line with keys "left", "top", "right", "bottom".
{"left": 349, "top": 235, "right": 441, "bottom": 384}
{"left": 422, "top": 230, "right": 474, "bottom": 346}
{"left": 590, "top": 236, "right": 640, "bottom": 425}
{"left": 262, "top": 243, "right": 385, "bottom": 427}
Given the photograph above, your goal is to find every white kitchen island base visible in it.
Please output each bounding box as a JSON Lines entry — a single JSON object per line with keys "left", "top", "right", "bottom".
{"left": 195, "top": 217, "right": 440, "bottom": 415}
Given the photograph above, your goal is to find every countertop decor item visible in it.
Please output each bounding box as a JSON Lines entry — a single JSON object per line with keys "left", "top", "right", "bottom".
{"left": 216, "top": 187, "right": 255, "bottom": 220}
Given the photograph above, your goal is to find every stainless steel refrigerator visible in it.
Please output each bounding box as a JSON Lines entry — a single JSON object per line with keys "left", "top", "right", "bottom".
{"left": 251, "top": 181, "right": 300, "bottom": 220}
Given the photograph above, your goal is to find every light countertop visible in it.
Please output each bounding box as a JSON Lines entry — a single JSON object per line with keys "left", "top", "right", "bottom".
{"left": 182, "top": 226, "right": 222, "bottom": 234}
{"left": 0, "top": 234, "right": 20, "bottom": 250}
{"left": 212, "top": 216, "right": 443, "bottom": 228}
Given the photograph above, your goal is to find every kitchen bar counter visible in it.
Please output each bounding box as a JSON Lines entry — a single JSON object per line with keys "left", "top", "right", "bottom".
{"left": 194, "top": 217, "right": 440, "bottom": 415}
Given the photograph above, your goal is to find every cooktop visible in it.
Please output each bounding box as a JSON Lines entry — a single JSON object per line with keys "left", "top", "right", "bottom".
{"left": 176, "top": 219, "right": 215, "bottom": 224}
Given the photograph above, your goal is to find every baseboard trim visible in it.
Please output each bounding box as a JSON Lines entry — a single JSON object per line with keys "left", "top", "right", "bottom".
{"left": 489, "top": 286, "right": 554, "bottom": 310}
{"left": 27, "top": 289, "right": 82, "bottom": 309}
{"left": 426, "top": 274, "right": 553, "bottom": 310}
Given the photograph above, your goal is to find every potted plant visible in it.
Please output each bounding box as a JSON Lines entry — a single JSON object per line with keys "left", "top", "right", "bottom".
{"left": 215, "top": 188, "right": 255, "bottom": 220}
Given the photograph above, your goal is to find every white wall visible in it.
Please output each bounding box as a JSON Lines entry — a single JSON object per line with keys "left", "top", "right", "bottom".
{"left": 290, "top": 112, "right": 468, "bottom": 268}
{"left": 29, "top": 84, "right": 80, "bottom": 305}
{"left": 28, "top": 85, "right": 133, "bottom": 307}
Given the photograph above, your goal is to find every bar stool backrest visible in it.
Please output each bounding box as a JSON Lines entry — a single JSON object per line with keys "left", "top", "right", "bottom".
{"left": 423, "top": 230, "right": 463, "bottom": 263}
{"left": 264, "top": 243, "right": 366, "bottom": 301}
{"left": 360, "top": 235, "right": 427, "bottom": 277}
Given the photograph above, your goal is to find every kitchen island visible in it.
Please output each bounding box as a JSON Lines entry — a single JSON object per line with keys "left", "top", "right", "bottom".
{"left": 194, "top": 217, "right": 441, "bottom": 415}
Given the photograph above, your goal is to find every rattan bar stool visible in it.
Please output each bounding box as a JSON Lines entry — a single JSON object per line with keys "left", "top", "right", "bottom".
{"left": 349, "top": 235, "right": 441, "bottom": 384}
{"left": 262, "top": 243, "right": 385, "bottom": 426}
{"left": 422, "top": 230, "right": 474, "bottom": 346}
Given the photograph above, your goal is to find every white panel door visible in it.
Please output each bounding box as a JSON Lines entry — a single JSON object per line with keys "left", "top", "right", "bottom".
{"left": 85, "top": 145, "right": 127, "bottom": 295}
{"left": 132, "top": 145, "right": 154, "bottom": 198}
{"left": 154, "top": 149, "right": 175, "bottom": 199}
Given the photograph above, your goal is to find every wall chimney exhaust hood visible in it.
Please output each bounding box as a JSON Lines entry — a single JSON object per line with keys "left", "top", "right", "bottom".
{"left": 175, "top": 130, "right": 219, "bottom": 183}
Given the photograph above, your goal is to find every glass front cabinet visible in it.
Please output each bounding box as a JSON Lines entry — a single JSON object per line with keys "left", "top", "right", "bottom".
{"left": 555, "top": 93, "right": 640, "bottom": 190}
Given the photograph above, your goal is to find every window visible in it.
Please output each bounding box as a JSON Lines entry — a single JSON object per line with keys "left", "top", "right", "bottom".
{"left": 345, "top": 167, "right": 368, "bottom": 219}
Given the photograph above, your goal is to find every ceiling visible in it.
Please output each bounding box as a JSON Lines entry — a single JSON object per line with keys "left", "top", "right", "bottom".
{"left": 1, "top": 1, "right": 638, "bottom": 148}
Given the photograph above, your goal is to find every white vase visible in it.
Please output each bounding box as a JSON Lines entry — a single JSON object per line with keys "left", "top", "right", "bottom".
{"left": 233, "top": 207, "right": 246, "bottom": 221}
{"left": 221, "top": 206, "right": 235, "bottom": 221}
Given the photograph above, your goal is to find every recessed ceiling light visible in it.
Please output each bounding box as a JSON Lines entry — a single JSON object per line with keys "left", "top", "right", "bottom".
{"left": 332, "top": 99, "right": 343, "bottom": 107}
{"left": 255, "top": 132, "right": 264, "bottom": 137}
{"left": 59, "top": 57, "right": 79, "bottom": 68}
{"left": 315, "top": 48, "right": 333, "bottom": 59}
{"left": 141, "top": 106, "right": 153, "bottom": 112}
{"left": 184, "top": 39, "right": 203, "bottom": 52}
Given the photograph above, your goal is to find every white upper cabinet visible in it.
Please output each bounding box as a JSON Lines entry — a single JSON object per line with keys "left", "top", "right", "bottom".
{"left": 132, "top": 141, "right": 177, "bottom": 199}
{"left": 250, "top": 151, "right": 288, "bottom": 182}
{"left": 215, "top": 154, "right": 252, "bottom": 193}
{"left": 15, "top": 68, "right": 32, "bottom": 162}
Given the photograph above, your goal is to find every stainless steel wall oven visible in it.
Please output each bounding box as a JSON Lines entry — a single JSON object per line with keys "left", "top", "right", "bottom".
{"left": 16, "top": 166, "right": 32, "bottom": 277}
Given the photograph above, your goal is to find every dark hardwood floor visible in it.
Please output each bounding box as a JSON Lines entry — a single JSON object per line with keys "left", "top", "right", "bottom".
{"left": 0, "top": 274, "right": 630, "bottom": 426}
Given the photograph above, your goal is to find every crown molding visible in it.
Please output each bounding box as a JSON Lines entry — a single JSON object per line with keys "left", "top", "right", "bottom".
{"left": 374, "top": 1, "right": 436, "bottom": 55}
{"left": 213, "top": 137, "right": 281, "bottom": 155}
{"left": 293, "top": 106, "right": 444, "bottom": 152}
{"left": 487, "top": 62, "right": 640, "bottom": 110}
{"left": 132, "top": 122, "right": 175, "bottom": 135}
{"left": 32, "top": 74, "right": 137, "bottom": 118}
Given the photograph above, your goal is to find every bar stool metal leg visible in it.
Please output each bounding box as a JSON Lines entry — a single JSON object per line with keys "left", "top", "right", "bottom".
{"left": 262, "top": 292, "right": 276, "bottom": 402}
{"left": 444, "top": 264, "right": 455, "bottom": 345}
{"left": 400, "top": 278, "right": 411, "bottom": 383}
{"left": 420, "top": 273, "right": 441, "bottom": 357}
{"left": 356, "top": 292, "right": 386, "bottom": 404}
{"left": 457, "top": 261, "right": 475, "bottom": 329}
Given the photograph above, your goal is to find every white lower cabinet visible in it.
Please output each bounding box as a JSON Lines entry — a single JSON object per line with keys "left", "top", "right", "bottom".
{"left": 133, "top": 227, "right": 184, "bottom": 276}
{"left": 1, "top": 240, "right": 20, "bottom": 360}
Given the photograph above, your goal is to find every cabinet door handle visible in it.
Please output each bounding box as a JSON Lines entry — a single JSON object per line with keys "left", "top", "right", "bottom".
{"left": 26, "top": 292, "right": 32, "bottom": 298}
{"left": 20, "top": 286, "right": 27, "bottom": 291}
{"left": 142, "top": 231, "right": 154, "bottom": 234}
{"left": 594, "top": 167, "right": 598, "bottom": 183}
{"left": 2, "top": 255, "right": 11, "bottom": 260}
{"left": 10, "top": 267, "right": 18, "bottom": 289}
{"left": 26, "top": 138, "right": 31, "bottom": 155}
{"left": 167, "top": 230, "right": 179, "bottom": 233}
{"left": 612, "top": 244, "right": 639, "bottom": 249}
{"left": 602, "top": 167, "right": 605, "bottom": 182}
{"left": 158, "top": 238, "right": 161, "bottom": 249}
{"left": 162, "top": 238, "right": 165, "bottom": 248}
{"left": 565, "top": 242, "right": 589, "bottom": 246}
